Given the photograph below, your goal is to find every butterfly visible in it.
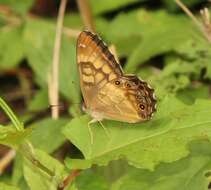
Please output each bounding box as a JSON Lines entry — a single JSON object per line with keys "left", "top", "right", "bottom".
{"left": 77, "top": 30, "right": 156, "bottom": 142}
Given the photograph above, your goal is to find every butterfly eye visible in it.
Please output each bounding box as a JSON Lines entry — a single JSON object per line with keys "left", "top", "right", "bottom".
{"left": 115, "top": 80, "right": 120, "bottom": 85}
{"left": 139, "top": 104, "right": 145, "bottom": 110}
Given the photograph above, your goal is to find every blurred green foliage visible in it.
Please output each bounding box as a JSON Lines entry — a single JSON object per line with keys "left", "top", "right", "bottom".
{"left": 0, "top": 0, "right": 211, "bottom": 190}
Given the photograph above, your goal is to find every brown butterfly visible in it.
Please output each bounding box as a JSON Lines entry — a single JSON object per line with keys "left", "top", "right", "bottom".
{"left": 77, "top": 30, "right": 156, "bottom": 142}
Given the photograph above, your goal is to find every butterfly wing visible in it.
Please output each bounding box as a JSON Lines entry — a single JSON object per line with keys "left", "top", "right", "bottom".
{"left": 77, "top": 30, "right": 123, "bottom": 109}
{"left": 93, "top": 82, "right": 141, "bottom": 123}
{"left": 77, "top": 31, "right": 156, "bottom": 123}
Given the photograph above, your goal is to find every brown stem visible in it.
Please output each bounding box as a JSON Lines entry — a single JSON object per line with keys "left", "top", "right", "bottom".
{"left": 0, "top": 149, "right": 16, "bottom": 175}
{"left": 58, "top": 169, "right": 81, "bottom": 190}
{"left": 77, "top": 0, "right": 95, "bottom": 32}
{"left": 49, "top": 0, "right": 67, "bottom": 119}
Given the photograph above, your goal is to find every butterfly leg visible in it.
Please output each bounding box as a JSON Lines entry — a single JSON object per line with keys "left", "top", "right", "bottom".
{"left": 98, "top": 120, "right": 110, "bottom": 138}
{"left": 88, "top": 119, "right": 110, "bottom": 144}
{"left": 87, "top": 119, "right": 96, "bottom": 145}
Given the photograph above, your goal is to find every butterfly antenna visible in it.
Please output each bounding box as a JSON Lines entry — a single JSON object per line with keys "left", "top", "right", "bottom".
{"left": 98, "top": 121, "right": 110, "bottom": 139}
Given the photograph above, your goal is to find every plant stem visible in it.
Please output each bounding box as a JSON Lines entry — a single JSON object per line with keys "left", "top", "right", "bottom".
{"left": 58, "top": 169, "right": 80, "bottom": 190}
{"left": 49, "top": 0, "right": 67, "bottom": 119}
{"left": 77, "top": 0, "right": 95, "bottom": 31}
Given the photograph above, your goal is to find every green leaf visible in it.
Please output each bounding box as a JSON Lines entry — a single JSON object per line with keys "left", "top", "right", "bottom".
{"left": 65, "top": 158, "right": 92, "bottom": 170}
{"left": 99, "top": 9, "right": 207, "bottom": 74}
{"left": 0, "top": 26, "right": 24, "bottom": 70}
{"left": 23, "top": 149, "right": 66, "bottom": 190}
{"left": 111, "top": 141, "right": 211, "bottom": 190}
{"left": 24, "top": 18, "right": 80, "bottom": 111}
{"left": 177, "top": 85, "right": 209, "bottom": 105}
{"left": 28, "top": 118, "right": 68, "bottom": 153}
{"left": 149, "top": 62, "right": 192, "bottom": 98}
{"left": 0, "top": 183, "right": 20, "bottom": 190}
{"left": 12, "top": 154, "right": 25, "bottom": 188}
{"left": 63, "top": 96, "right": 211, "bottom": 170}
{"left": 27, "top": 88, "right": 49, "bottom": 111}
{"left": 90, "top": 0, "right": 141, "bottom": 15}
{"left": 11, "top": 153, "right": 30, "bottom": 189}
{"left": 124, "top": 10, "right": 198, "bottom": 72}
{"left": 173, "top": 37, "right": 211, "bottom": 80}
{"left": 75, "top": 170, "right": 109, "bottom": 190}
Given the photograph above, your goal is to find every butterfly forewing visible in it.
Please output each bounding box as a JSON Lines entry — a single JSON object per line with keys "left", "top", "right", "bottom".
{"left": 77, "top": 31, "right": 123, "bottom": 76}
{"left": 77, "top": 31, "right": 123, "bottom": 109}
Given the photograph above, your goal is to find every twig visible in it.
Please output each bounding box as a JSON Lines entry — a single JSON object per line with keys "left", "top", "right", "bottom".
{"left": 58, "top": 169, "right": 80, "bottom": 190}
{"left": 49, "top": 0, "right": 67, "bottom": 119}
{"left": 76, "top": 0, "right": 95, "bottom": 31}
{"left": 0, "top": 149, "right": 16, "bottom": 175}
{"left": 200, "top": 8, "right": 211, "bottom": 43}
{"left": 175, "top": 0, "right": 211, "bottom": 43}
{"left": 175, "top": 0, "right": 202, "bottom": 28}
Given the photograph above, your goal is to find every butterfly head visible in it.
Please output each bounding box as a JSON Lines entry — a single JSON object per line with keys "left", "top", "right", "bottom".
{"left": 112, "top": 75, "right": 157, "bottom": 121}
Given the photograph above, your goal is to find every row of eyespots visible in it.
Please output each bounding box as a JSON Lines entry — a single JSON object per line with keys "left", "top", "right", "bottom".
{"left": 114, "top": 79, "right": 146, "bottom": 111}
{"left": 114, "top": 80, "right": 135, "bottom": 88}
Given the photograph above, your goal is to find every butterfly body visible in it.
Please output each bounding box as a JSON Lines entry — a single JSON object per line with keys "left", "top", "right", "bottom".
{"left": 77, "top": 30, "right": 156, "bottom": 124}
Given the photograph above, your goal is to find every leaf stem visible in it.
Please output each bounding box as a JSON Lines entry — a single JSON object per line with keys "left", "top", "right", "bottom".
{"left": 0, "top": 97, "right": 23, "bottom": 131}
